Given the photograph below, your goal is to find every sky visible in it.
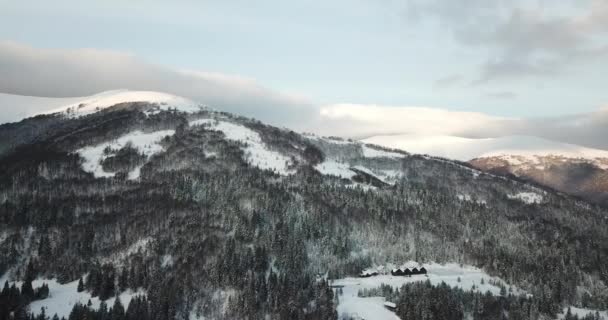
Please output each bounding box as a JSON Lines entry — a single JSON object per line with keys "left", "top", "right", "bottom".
{"left": 1, "top": 0, "right": 608, "bottom": 148}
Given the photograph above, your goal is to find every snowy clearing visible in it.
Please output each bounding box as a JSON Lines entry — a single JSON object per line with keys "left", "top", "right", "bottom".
{"left": 39, "top": 90, "right": 201, "bottom": 118}
{"left": 558, "top": 307, "right": 607, "bottom": 320}
{"left": 9, "top": 278, "right": 145, "bottom": 319}
{"left": 316, "top": 162, "right": 403, "bottom": 185}
{"left": 190, "top": 119, "right": 293, "bottom": 175}
{"left": 352, "top": 165, "right": 397, "bottom": 185}
{"left": 333, "top": 262, "right": 517, "bottom": 320}
{"left": 77, "top": 130, "right": 175, "bottom": 180}
{"left": 315, "top": 161, "right": 356, "bottom": 179}
{"left": 508, "top": 192, "right": 544, "bottom": 204}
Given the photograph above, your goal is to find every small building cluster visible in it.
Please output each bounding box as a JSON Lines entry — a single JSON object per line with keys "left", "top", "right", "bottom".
{"left": 359, "top": 270, "right": 379, "bottom": 278}
{"left": 358, "top": 265, "right": 428, "bottom": 278}
{"left": 391, "top": 267, "right": 427, "bottom": 276}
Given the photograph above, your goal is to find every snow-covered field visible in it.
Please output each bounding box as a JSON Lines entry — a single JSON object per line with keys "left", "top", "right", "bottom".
{"left": 190, "top": 118, "right": 293, "bottom": 175}
{"left": 7, "top": 278, "right": 145, "bottom": 319}
{"left": 333, "top": 263, "right": 516, "bottom": 320}
{"left": 76, "top": 130, "right": 175, "bottom": 180}
{"left": 558, "top": 307, "right": 607, "bottom": 320}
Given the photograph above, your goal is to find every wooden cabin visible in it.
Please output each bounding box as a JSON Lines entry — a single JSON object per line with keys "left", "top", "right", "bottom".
{"left": 411, "top": 267, "right": 419, "bottom": 275}
{"left": 391, "top": 269, "right": 404, "bottom": 276}
{"left": 384, "top": 301, "right": 397, "bottom": 311}
{"left": 419, "top": 267, "right": 427, "bottom": 275}
{"left": 360, "top": 270, "right": 379, "bottom": 278}
{"left": 403, "top": 268, "right": 412, "bottom": 276}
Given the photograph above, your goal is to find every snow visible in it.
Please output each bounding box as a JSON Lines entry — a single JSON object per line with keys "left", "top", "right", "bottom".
{"left": 362, "top": 145, "right": 406, "bottom": 159}
{"left": 352, "top": 166, "right": 397, "bottom": 185}
{"left": 9, "top": 278, "right": 145, "bottom": 319}
{"left": 558, "top": 307, "right": 607, "bottom": 320}
{"left": 362, "top": 134, "right": 608, "bottom": 162}
{"left": 316, "top": 162, "right": 403, "bottom": 185}
{"left": 310, "top": 135, "right": 355, "bottom": 145}
{"left": 125, "top": 237, "right": 153, "bottom": 255}
{"left": 337, "top": 294, "right": 400, "bottom": 320}
{"left": 189, "top": 118, "right": 214, "bottom": 127}
{"left": 161, "top": 255, "right": 174, "bottom": 268}
{"left": 457, "top": 194, "right": 486, "bottom": 205}
{"left": 333, "top": 262, "right": 516, "bottom": 320}
{"left": 508, "top": 192, "right": 543, "bottom": 204}
{"left": 315, "top": 160, "right": 356, "bottom": 179}
{"left": 76, "top": 130, "right": 175, "bottom": 180}
{"left": 190, "top": 119, "right": 293, "bottom": 175}
{"left": 39, "top": 90, "right": 202, "bottom": 118}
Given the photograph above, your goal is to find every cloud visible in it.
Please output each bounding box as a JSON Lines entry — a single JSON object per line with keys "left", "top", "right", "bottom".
{"left": 484, "top": 91, "right": 517, "bottom": 100}
{"left": 315, "top": 103, "right": 515, "bottom": 139}
{"left": 315, "top": 102, "right": 608, "bottom": 151}
{"left": 2, "top": 41, "right": 608, "bottom": 152}
{"left": 405, "top": 0, "right": 608, "bottom": 82}
{"left": 433, "top": 74, "right": 463, "bottom": 88}
{"left": 0, "top": 41, "right": 314, "bottom": 127}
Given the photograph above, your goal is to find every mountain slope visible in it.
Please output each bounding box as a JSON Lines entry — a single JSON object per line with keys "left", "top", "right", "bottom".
{"left": 1, "top": 91, "right": 608, "bottom": 320}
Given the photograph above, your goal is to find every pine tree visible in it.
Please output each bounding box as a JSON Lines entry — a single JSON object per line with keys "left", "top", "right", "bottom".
{"left": 20, "top": 279, "right": 34, "bottom": 301}
{"left": 77, "top": 278, "right": 84, "bottom": 293}
{"left": 99, "top": 301, "right": 109, "bottom": 320}
{"left": 111, "top": 296, "right": 125, "bottom": 320}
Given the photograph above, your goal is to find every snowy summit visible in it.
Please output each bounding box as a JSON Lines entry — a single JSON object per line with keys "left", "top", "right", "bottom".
{"left": 37, "top": 90, "right": 203, "bottom": 118}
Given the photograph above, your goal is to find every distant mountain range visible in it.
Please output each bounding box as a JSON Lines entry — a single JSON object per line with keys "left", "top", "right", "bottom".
{"left": 364, "top": 134, "right": 608, "bottom": 206}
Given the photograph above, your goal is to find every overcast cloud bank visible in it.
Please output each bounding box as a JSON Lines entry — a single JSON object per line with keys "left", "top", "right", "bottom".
{"left": 2, "top": 41, "right": 608, "bottom": 151}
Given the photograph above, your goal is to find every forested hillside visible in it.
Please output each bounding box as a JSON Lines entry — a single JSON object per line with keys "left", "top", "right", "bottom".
{"left": 0, "top": 98, "right": 607, "bottom": 320}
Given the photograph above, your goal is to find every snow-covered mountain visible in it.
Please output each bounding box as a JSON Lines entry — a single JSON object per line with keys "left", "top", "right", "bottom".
{"left": 362, "top": 134, "right": 608, "bottom": 162}
{"left": 1, "top": 91, "right": 608, "bottom": 320}
{"left": 37, "top": 90, "right": 203, "bottom": 118}
{"left": 363, "top": 133, "right": 608, "bottom": 206}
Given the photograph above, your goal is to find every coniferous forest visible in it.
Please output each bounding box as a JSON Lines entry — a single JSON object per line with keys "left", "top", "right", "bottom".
{"left": 0, "top": 103, "right": 607, "bottom": 319}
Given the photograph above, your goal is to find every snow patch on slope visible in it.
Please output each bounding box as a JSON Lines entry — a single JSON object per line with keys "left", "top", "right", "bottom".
{"left": 190, "top": 119, "right": 293, "bottom": 175}
{"left": 362, "top": 145, "right": 406, "bottom": 159}
{"left": 9, "top": 279, "right": 145, "bottom": 319}
{"left": 457, "top": 194, "right": 486, "bottom": 205}
{"left": 558, "top": 307, "right": 607, "bottom": 320}
{"left": 508, "top": 192, "right": 544, "bottom": 204}
{"left": 315, "top": 161, "right": 356, "bottom": 179}
{"left": 77, "top": 130, "right": 175, "bottom": 179}
{"left": 40, "top": 90, "right": 201, "bottom": 118}
{"left": 306, "top": 135, "right": 355, "bottom": 145}
{"left": 352, "top": 166, "right": 398, "bottom": 185}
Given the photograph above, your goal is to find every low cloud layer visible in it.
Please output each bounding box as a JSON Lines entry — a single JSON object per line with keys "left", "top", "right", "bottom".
{"left": 2, "top": 41, "right": 608, "bottom": 152}
{"left": 316, "top": 103, "right": 608, "bottom": 151}
{"left": 0, "top": 41, "right": 314, "bottom": 128}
